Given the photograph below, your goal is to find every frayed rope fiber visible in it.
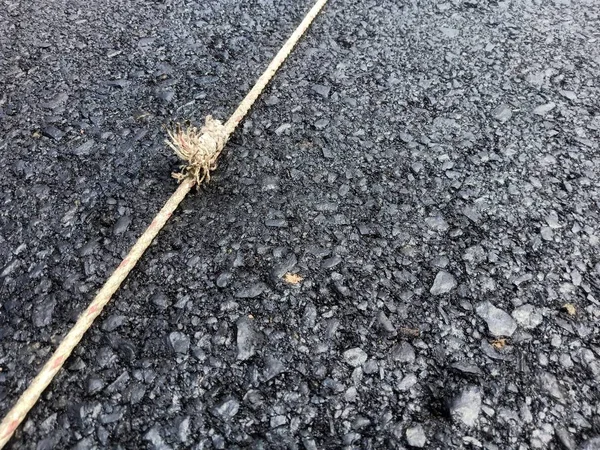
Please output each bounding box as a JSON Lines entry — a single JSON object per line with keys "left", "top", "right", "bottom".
{"left": 0, "top": 0, "right": 329, "bottom": 447}
{"left": 167, "top": 116, "right": 228, "bottom": 186}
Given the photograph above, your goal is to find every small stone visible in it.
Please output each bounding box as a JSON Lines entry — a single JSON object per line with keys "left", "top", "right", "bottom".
{"left": 264, "top": 219, "right": 287, "bottom": 228}
{"left": 551, "top": 334, "right": 562, "bottom": 348}
{"left": 450, "top": 362, "right": 483, "bottom": 376}
{"left": 73, "top": 140, "right": 95, "bottom": 156}
{"left": 144, "top": 426, "right": 170, "bottom": 450}
{"left": 265, "top": 95, "right": 279, "bottom": 106}
{"left": 156, "top": 88, "right": 175, "bottom": 102}
{"left": 531, "top": 424, "right": 555, "bottom": 448}
{"left": 432, "top": 255, "right": 449, "bottom": 268}
{"left": 430, "top": 271, "right": 457, "bottom": 295}
{"left": 322, "top": 255, "right": 342, "bottom": 269}
{"left": 312, "top": 84, "right": 331, "bottom": 98}
{"left": 107, "top": 79, "right": 128, "bottom": 88}
{"left": 476, "top": 301, "right": 517, "bottom": 337}
{"left": 555, "top": 427, "right": 576, "bottom": 450}
{"left": 138, "top": 37, "right": 156, "bottom": 47}
{"left": 216, "top": 272, "right": 232, "bottom": 288}
{"left": 73, "top": 437, "right": 94, "bottom": 450}
{"left": 377, "top": 311, "right": 395, "bottom": 333}
{"left": 41, "top": 92, "right": 69, "bottom": 109}
{"left": 533, "top": 102, "right": 556, "bottom": 116}
{"left": 101, "top": 315, "right": 127, "bottom": 332}
{"left": 450, "top": 386, "right": 482, "bottom": 427}
{"left": 463, "top": 245, "right": 486, "bottom": 265}
{"left": 440, "top": 27, "right": 459, "bottom": 38}
{"left": 398, "top": 373, "right": 418, "bottom": 391}
{"left": 113, "top": 215, "right": 131, "bottom": 235}
{"left": 559, "top": 353, "right": 574, "bottom": 369}
{"left": 127, "top": 384, "right": 146, "bottom": 405}
{"left": 100, "top": 408, "right": 124, "bottom": 425}
{"left": 571, "top": 269, "right": 582, "bottom": 286}
{"left": 334, "top": 281, "right": 351, "bottom": 297}
{"left": 151, "top": 292, "right": 171, "bottom": 309}
{"left": 399, "top": 132, "right": 414, "bottom": 143}
{"left": 539, "top": 371, "right": 564, "bottom": 402}
{"left": 212, "top": 434, "right": 225, "bottom": 449}
{"left": 463, "top": 206, "right": 481, "bottom": 223}
{"left": 579, "top": 437, "right": 600, "bottom": 450}
{"left": 275, "top": 123, "right": 291, "bottom": 135}
{"left": 178, "top": 417, "right": 191, "bottom": 443}
{"left": 559, "top": 90, "right": 577, "bottom": 101}
{"left": 546, "top": 211, "right": 561, "bottom": 229}
{"left": 78, "top": 238, "right": 99, "bottom": 256}
{"left": 236, "top": 317, "right": 256, "bottom": 361}
{"left": 270, "top": 415, "right": 287, "bottom": 428}
{"left": 302, "top": 303, "right": 317, "bottom": 329}
{"left": 213, "top": 398, "right": 240, "bottom": 421}
{"left": 271, "top": 254, "right": 297, "bottom": 279}
{"left": 106, "top": 371, "right": 129, "bottom": 394}
{"left": 357, "top": 224, "right": 374, "bottom": 235}
{"left": 315, "top": 118, "right": 330, "bottom": 129}
{"left": 235, "top": 282, "right": 267, "bottom": 298}
{"left": 41, "top": 125, "right": 65, "bottom": 141}
{"left": 363, "top": 359, "right": 378, "bottom": 374}
{"left": 405, "top": 424, "right": 427, "bottom": 448}
{"left": 411, "top": 162, "right": 424, "bottom": 174}
{"left": 263, "top": 355, "right": 285, "bottom": 381}
{"left": 521, "top": 403, "right": 534, "bottom": 424}
{"left": 168, "top": 331, "right": 190, "bottom": 354}
{"left": 425, "top": 216, "right": 449, "bottom": 232}
{"left": 86, "top": 376, "right": 105, "bottom": 394}
{"left": 345, "top": 386, "right": 358, "bottom": 402}
{"left": 513, "top": 273, "right": 533, "bottom": 286}
{"left": 1, "top": 260, "right": 20, "bottom": 277}
{"left": 303, "top": 438, "right": 318, "bottom": 450}
{"left": 392, "top": 342, "right": 416, "bottom": 363}
{"left": 33, "top": 297, "right": 56, "bottom": 327}
{"left": 343, "top": 348, "right": 368, "bottom": 367}
{"left": 492, "top": 104, "right": 512, "bottom": 123}
{"left": 541, "top": 226, "right": 553, "bottom": 240}
{"left": 511, "top": 304, "right": 543, "bottom": 329}
{"left": 342, "top": 432, "right": 360, "bottom": 445}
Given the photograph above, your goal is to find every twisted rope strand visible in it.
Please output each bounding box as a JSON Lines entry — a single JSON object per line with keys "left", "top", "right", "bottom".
{"left": 0, "top": 0, "right": 328, "bottom": 447}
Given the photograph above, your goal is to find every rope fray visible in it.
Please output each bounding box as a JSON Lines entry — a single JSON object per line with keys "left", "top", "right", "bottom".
{"left": 167, "top": 115, "right": 228, "bottom": 186}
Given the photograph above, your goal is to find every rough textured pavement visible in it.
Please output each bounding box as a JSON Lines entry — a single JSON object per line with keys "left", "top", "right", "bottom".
{"left": 1, "top": 0, "right": 600, "bottom": 448}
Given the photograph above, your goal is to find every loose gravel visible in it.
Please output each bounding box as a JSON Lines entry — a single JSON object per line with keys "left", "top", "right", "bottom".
{"left": 1, "top": 0, "right": 600, "bottom": 448}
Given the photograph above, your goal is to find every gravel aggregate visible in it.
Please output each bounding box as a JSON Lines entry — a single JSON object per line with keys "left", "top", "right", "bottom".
{"left": 1, "top": 0, "right": 600, "bottom": 448}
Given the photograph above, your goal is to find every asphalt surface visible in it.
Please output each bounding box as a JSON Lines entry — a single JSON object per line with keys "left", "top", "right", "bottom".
{"left": 1, "top": 0, "right": 600, "bottom": 448}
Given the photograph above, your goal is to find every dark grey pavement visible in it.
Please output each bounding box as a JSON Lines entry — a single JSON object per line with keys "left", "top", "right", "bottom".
{"left": 1, "top": 0, "right": 599, "bottom": 448}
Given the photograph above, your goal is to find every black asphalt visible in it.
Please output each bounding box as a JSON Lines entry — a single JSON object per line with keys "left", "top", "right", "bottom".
{"left": 1, "top": 0, "right": 599, "bottom": 448}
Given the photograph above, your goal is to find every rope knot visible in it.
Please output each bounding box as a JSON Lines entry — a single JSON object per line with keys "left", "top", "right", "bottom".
{"left": 167, "top": 115, "right": 228, "bottom": 186}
